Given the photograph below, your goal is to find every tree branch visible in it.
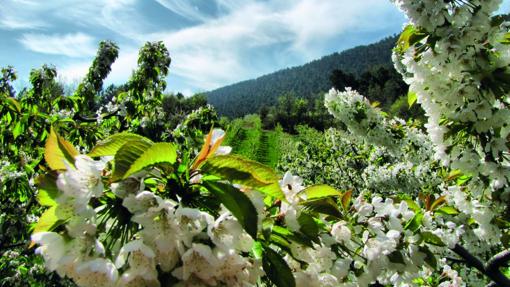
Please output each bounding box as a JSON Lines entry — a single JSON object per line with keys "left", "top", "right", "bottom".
{"left": 452, "top": 244, "right": 510, "bottom": 287}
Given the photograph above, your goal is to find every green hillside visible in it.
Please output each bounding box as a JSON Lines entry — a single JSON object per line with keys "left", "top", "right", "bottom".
{"left": 207, "top": 36, "right": 397, "bottom": 118}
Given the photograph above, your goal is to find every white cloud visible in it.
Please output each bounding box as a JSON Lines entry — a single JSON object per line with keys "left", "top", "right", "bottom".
{"left": 139, "top": 0, "right": 402, "bottom": 90}
{"left": 2, "top": 0, "right": 407, "bottom": 93}
{"left": 155, "top": 0, "right": 212, "bottom": 22}
{"left": 19, "top": 33, "right": 97, "bottom": 57}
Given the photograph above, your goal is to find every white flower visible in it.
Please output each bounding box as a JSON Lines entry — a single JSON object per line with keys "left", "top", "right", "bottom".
{"left": 173, "top": 243, "right": 219, "bottom": 285}
{"left": 331, "top": 221, "right": 351, "bottom": 243}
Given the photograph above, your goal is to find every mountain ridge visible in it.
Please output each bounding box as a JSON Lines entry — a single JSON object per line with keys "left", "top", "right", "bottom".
{"left": 207, "top": 35, "right": 398, "bottom": 118}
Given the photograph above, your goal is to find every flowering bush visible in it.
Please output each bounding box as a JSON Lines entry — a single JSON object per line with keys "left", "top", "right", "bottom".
{"left": 8, "top": 0, "right": 510, "bottom": 286}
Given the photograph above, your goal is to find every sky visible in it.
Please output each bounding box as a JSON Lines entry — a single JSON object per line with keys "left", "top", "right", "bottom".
{"left": 0, "top": 0, "right": 509, "bottom": 96}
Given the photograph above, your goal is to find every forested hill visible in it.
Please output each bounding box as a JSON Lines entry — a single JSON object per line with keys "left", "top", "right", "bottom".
{"left": 207, "top": 35, "right": 398, "bottom": 118}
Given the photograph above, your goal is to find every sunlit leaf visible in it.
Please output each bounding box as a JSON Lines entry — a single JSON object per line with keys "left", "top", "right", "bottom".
{"left": 88, "top": 132, "right": 152, "bottom": 157}
{"left": 123, "top": 142, "right": 177, "bottom": 179}
{"left": 301, "top": 184, "right": 342, "bottom": 200}
{"left": 44, "top": 127, "right": 78, "bottom": 170}
{"left": 201, "top": 155, "right": 283, "bottom": 198}
{"left": 35, "top": 174, "right": 59, "bottom": 207}
{"left": 408, "top": 91, "right": 417, "bottom": 108}
{"left": 111, "top": 139, "right": 153, "bottom": 181}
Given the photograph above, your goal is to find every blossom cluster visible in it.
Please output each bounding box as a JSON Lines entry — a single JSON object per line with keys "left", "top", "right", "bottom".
{"left": 392, "top": 0, "right": 510, "bottom": 197}
{"left": 32, "top": 150, "right": 266, "bottom": 286}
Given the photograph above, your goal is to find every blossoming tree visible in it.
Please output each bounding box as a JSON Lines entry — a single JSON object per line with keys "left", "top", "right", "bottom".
{"left": 14, "top": 0, "right": 510, "bottom": 286}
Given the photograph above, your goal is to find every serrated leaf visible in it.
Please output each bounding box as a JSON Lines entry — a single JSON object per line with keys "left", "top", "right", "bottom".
{"left": 421, "top": 231, "right": 445, "bottom": 247}
{"left": 35, "top": 174, "right": 59, "bottom": 206}
{"left": 111, "top": 139, "right": 153, "bottom": 181}
{"left": 88, "top": 132, "right": 152, "bottom": 157}
{"left": 44, "top": 127, "right": 78, "bottom": 170}
{"left": 123, "top": 142, "right": 177, "bottom": 179}
{"left": 301, "top": 184, "right": 342, "bottom": 200}
{"left": 203, "top": 181, "right": 258, "bottom": 238}
{"left": 263, "top": 246, "right": 296, "bottom": 287}
{"left": 408, "top": 91, "right": 417, "bottom": 108}
{"left": 201, "top": 155, "right": 283, "bottom": 198}
{"left": 404, "top": 211, "right": 424, "bottom": 233}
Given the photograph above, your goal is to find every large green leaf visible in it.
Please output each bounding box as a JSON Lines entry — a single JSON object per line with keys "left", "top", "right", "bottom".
{"left": 201, "top": 155, "right": 283, "bottom": 198}
{"left": 298, "top": 212, "right": 319, "bottom": 240}
{"left": 262, "top": 246, "right": 296, "bottom": 287}
{"left": 44, "top": 127, "right": 79, "bottom": 170}
{"left": 301, "top": 184, "right": 342, "bottom": 200}
{"left": 111, "top": 139, "right": 153, "bottom": 181}
{"left": 421, "top": 231, "right": 445, "bottom": 247}
{"left": 203, "top": 181, "right": 258, "bottom": 238}
{"left": 32, "top": 206, "right": 60, "bottom": 234}
{"left": 300, "top": 197, "right": 342, "bottom": 218}
{"left": 404, "top": 211, "right": 424, "bottom": 233}
{"left": 35, "top": 174, "right": 59, "bottom": 207}
{"left": 123, "top": 142, "right": 177, "bottom": 179}
{"left": 88, "top": 133, "right": 152, "bottom": 157}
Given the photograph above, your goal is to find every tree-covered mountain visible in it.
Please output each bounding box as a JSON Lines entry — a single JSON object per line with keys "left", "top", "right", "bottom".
{"left": 207, "top": 35, "right": 398, "bottom": 118}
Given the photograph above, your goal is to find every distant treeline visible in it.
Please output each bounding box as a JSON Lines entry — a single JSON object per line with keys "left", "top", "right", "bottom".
{"left": 207, "top": 36, "right": 399, "bottom": 118}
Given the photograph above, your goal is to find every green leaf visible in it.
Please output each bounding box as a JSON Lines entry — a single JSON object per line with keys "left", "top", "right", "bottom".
{"left": 35, "top": 174, "right": 59, "bottom": 207}
{"left": 5, "top": 97, "right": 21, "bottom": 113}
{"left": 88, "top": 133, "right": 152, "bottom": 157}
{"left": 408, "top": 91, "right": 417, "bottom": 108}
{"left": 388, "top": 250, "right": 405, "bottom": 264}
{"left": 435, "top": 206, "right": 459, "bottom": 216}
{"left": 404, "top": 211, "right": 424, "bottom": 233}
{"left": 421, "top": 231, "right": 445, "bottom": 247}
{"left": 395, "top": 24, "right": 427, "bottom": 54}
{"left": 263, "top": 246, "right": 296, "bottom": 287}
{"left": 298, "top": 212, "right": 319, "bottom": 240}
{"left": 301, "top": 184, "right": 342, "bottom": 200}
{"left": 203, "top": 181, "right": 258, "bottom": 238}
{"left": 252, "top": 241, "right": 264, "bottom": 259}
{"left": 13, "top": 121, "right": 22, "bottom": 139}
{"left": 419, "top": 246, "right": 438, "bottom": 270}
{"left": 201, "top": 155, "right": 283, "bottom": 198}
{"left": 300, "top": 197, "right": 342, "bottom": 218}
{"left": 123, "top": 142, "right": 177, "bottom": 179}
{"left": 32, "top": 206, "right": 60, "bottom": 234}
{"left": 44, "top": 127, "right": 79, "bottom": 170}
{"left": 111, "top": 139, "right": 153, "bottom": 181}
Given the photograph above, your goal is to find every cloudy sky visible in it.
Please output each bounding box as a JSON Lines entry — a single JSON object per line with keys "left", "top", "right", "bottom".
{"left": 1, "top": 0, "right": 509, "bottom": 95}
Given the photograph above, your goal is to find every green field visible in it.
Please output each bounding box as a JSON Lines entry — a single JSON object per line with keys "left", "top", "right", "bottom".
{"left": 223, "top": 115, "right": 293, "bottom": 168}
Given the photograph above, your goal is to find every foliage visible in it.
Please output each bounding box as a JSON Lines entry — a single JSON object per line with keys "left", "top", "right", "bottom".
{"left": 4, "top": 1, "right": 510, "bottom": 286}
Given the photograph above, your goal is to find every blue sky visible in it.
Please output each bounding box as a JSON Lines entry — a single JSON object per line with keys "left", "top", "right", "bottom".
{"left": 1, "top": 0, "right": 509, "bottom": 95}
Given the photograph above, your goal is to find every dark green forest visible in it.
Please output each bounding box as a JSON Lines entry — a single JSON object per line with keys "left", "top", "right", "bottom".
{"left": 207, "top": 36, "right": 400, "bottom": 118}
